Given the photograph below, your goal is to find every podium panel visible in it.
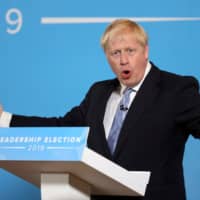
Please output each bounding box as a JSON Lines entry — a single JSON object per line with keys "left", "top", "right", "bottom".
{"left": 0, "top": 128, "right": 150, "bottom": 199}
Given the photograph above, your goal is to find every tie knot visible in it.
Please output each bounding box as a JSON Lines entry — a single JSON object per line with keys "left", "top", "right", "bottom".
{"left": 120, "top": 87, "right": 134, "bottom": 111}
{"left": 123, "top": 87, "right": 133, "bottom": 96}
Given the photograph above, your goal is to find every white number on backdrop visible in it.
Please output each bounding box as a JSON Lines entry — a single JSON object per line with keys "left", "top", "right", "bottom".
{"left": 6, "top": 8, "right": 23, "bottom": 34}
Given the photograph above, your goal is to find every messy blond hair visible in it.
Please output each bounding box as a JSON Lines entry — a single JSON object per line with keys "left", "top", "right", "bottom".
{"left": 101, "top": 19, "right": 148, "bottom": 51}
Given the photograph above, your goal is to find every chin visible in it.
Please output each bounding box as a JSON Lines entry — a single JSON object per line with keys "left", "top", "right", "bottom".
{"left": 123, "top": 80, "right": 139, "bottom": 87}
{"left": 121, "top": 81, "right": 133, "bottom": 87}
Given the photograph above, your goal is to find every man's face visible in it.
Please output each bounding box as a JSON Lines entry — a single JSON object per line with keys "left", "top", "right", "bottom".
{"left": 105, "top": 32, "right": 149, "bottom": 87}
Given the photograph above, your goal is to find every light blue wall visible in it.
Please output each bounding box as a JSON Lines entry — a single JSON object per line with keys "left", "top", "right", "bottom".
{"left": 0, "top": 0, "right": 200, "bottom": 199}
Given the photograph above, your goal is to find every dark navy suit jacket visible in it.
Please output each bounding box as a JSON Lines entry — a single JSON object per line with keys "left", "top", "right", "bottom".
{"left": 11, "top": 63, "right": 200, "bottom": 200}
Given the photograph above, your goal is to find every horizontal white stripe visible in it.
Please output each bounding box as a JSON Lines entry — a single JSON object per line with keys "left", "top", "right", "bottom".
{"left": 47, "top": 146, "right": 79, "bottom": 150}
{"left": 0, "top": 146, "right": 26, "bottom": 149}
{"left": 41, "top": 17, "right": 200, "bottom": 24}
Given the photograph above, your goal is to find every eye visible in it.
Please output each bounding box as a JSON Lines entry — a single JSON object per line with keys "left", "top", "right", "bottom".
{"left": 126, "top": 48, "right": 136, "bottom": 55}
{"left": 111, "top": 50, "right": 121, "bottom": 57}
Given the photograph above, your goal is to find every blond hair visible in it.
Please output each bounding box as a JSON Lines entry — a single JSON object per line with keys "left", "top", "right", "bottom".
{"left": 101, "top": 19, "right": 148, "bottom": 51}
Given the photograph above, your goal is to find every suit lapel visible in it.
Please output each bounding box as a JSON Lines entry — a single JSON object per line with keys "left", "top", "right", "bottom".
{"left": 113, "top": 65, "right": 161, "bottom": 158}
{"left": 93, "top": 79, "right": 120, "bottom": 158}
{"left": 97, "top": 79, "right": 119, "bottom": 123}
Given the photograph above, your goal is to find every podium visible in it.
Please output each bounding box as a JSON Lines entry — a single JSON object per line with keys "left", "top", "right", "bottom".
{"left": 0, "top": 127, "right": 150, "bottom": 200}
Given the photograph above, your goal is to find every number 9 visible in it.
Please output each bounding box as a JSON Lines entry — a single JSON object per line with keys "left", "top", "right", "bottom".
{"left": 6, "top": 8, "right": 23, "bottom": 34}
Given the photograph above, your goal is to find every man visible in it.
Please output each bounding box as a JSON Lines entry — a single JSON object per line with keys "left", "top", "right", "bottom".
{"left": 0, "top": 19, "right": 200, "bottom": 200}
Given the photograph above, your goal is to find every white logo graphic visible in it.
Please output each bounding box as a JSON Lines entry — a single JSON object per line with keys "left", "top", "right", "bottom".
{"left": 41, "top": 17, "right": 200, "bottom": 24}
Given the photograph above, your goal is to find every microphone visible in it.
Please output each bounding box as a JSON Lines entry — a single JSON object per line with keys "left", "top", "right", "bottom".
{"left": 120, "top": 104, "right": 128, "bottom": 111}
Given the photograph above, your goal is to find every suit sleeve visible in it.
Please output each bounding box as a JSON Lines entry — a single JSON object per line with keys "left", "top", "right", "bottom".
{"left": 175, "top": 76, "right": 200, "bottom": 138}
{"left": 10, "top": 85, "right": 94, "bottom": 127}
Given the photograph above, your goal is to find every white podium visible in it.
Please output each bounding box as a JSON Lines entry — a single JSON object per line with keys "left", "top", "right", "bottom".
{"left": 0, "top": 127, "right": 150, "bottom": 200}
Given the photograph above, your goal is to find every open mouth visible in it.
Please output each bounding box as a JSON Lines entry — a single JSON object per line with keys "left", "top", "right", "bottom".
{"left": 121, "top": 70, "right": 131, "bottom": 79}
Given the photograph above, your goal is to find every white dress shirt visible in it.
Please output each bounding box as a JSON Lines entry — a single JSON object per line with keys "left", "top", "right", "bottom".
{"left": 103, "top": 62, "right": 151, "bottom": 138}
{"left": 0, "top": 62, "right": 151, "bottom": 132}
{"left": 0, "top": 111, "right": 12, "bottom": 127}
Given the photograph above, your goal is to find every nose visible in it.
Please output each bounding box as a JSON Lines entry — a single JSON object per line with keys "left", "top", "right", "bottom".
{"left": 120, "top": 52, "right": 129, "bottom": 65}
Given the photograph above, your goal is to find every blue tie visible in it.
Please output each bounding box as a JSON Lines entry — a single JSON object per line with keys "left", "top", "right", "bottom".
{"left": 107, "top": 88, "right": 133, "bottom": 154}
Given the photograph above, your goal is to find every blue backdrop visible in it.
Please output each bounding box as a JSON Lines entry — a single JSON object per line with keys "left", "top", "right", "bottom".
{"left": 0, "top": 0, "right": 200, "bottom": 199}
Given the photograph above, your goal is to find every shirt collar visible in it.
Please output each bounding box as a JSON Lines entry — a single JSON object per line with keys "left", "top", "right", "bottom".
{"left": 119, "top": 61, "right": 152, "bottom": 95}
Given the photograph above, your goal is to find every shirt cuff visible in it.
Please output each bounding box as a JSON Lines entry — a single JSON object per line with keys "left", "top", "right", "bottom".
{"left": 0, "top": 111, "right": 12, "bottom": 127}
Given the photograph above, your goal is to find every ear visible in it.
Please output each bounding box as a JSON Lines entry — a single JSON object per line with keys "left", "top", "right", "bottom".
{"left": 144, "top": 45, "right": 149, "bottom": 60}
